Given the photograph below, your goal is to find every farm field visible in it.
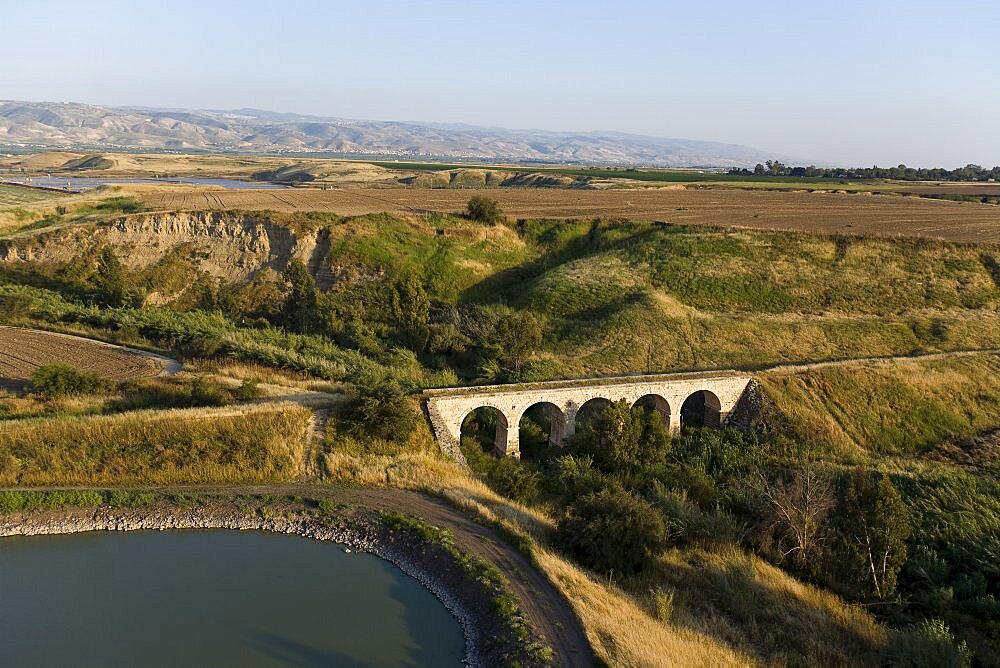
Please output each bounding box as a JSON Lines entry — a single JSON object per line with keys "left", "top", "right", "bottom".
{"left": 0, "top": 326, "right": 164, "bottom": 392}
{"left": 135, "top": 186, "right": 1000, "bottom": 243}
{"left": 0, "top": 183, "right": 61, "bottom": 206}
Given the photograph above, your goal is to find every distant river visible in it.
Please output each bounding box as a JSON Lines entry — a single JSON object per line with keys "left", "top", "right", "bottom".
{"left": 0, "top": 176, "right": 286, "bottom": 191}
{"left": 0, "top": 530, "right": 464, "bottom": 667}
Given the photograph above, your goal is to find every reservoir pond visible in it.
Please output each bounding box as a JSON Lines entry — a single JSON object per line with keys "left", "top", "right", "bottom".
{"left": 0, "top": 530, "right": 464, "bottom": 667}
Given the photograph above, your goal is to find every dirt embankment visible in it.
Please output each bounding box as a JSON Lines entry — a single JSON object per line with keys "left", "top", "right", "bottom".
{"left": 0, "top": 211, "right": 326, "bottom": 283}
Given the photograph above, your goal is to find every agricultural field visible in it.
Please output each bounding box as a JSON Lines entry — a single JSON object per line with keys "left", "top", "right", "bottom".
{"left": 0, "top": 326, "right": 163, "bottom": 392}
{"left": 0, "top": 183, "right": 61, "bottom": 206}
{"left": 133, "top": 185, "right": 1000, "bottom": 244}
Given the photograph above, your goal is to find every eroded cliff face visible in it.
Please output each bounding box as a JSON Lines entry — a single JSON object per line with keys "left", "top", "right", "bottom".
{"left": 0, "top": 211, "right": 322, "bottom": 283}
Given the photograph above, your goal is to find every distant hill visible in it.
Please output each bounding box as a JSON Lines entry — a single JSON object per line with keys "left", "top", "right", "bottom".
{"left": 0, "top": 100, "right": 797, "bottom": 168}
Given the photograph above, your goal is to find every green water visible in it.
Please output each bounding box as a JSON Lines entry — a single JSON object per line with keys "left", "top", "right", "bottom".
{"left": 0, "top": 530, "right": 464, "bottom": 667}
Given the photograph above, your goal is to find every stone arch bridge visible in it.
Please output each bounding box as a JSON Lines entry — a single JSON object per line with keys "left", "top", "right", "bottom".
{"left": 423, "top": 371, "right": 752, "bottom": 458}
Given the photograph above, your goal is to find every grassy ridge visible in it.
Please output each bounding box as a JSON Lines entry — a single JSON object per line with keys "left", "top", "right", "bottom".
{"left": 760, "top": 354, "right": 1000, "bottom": 457}
{"left": 0, "top": 404, "right": 310, "bottom": 486}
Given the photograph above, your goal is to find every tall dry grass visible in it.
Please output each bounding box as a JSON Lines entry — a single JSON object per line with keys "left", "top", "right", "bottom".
{"left": 0, "top": 403, "right": 310, "bottom": 485}
{"left": 759, "top": 353, "right": 1000, "bottom": 457}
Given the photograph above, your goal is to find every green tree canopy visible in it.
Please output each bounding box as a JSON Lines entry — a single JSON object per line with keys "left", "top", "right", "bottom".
{"left": 465, "top": 195, "right": 504, "bottom": 224}
{"left": 829, "top": 471, "right": 911, "bottom": 600}
{"left": 281, "top": 260, "right": 319, "bottom": 334}
{"left": 556, "top": 487, "right": 666, "bottom": 575}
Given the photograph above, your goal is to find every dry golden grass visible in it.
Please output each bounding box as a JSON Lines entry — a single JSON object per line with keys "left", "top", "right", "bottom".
{"left": 655, "top": 546, "right": 886, "bottom": 666}
{"left": 535, "top": 547, "right": 754, "bottom": 667}
{"left": 760, "top": 352, "right": 1000, "bottom": 457}
{"left": 0, "top": 402, "right": 310, "bottom": 486}
{"left": 131, "top": 185, "right": 1000, "bottom": 243}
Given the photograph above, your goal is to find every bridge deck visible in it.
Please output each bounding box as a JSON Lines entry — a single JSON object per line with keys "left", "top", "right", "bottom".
{"left": 421, "top": 369, "right": 744, "bottom": 398}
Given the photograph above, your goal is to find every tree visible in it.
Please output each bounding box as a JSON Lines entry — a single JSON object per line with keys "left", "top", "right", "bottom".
{"left": 556, "top": 487, "right": 666, "bottom": 575}
{"left": 830, "top": 471, "right": 911, "bottom": 599}
{"left": 389, "top": 274, "right": 430, "bottom": 350}
{"left": 493, "top": 311, "right": 542, "bottom": 375}
{"left": 281, "top": 260, "right": 319, "bottom": 334}
{"left": 340, "top": 378, "right": 419, "bottom": 442}
{"left": 94, "top": 247, "right": 132, "bottom": 307}
{"left": 755, "top": 466, "right": 835, "bottom": 572}
{"left": 569, "top": 401, "right": 671, "bottom": 475}
{"left": 465, "top": 195, "right": 504, "bottom": 224}
{"left": 487, "top": 457, "right": 541, "bottom": 504}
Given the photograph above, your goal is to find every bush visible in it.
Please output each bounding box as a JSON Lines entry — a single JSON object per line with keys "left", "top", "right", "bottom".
{"left": 188, "top": 376, "right": 229, "bottom": 407}
{"left": 31, "top": 364, "right": 112, "bottom": 398}
{"left": 487, "top": 457, "right": 541, "bottom": 504}
{"left": 888, "top": 618, "right": 973, "bottom": 667}
{"left": 544, "top": 454, "right": 607, "bottom": 500}
{"left": 340, "top": 379, "right": 418, "bottom": 442}
{"left": 556, "top": 487, "right": 666, "bottom": 575}
{"left": 236, "top": 378, "right": 262, "bottom": 401}
{"left": 465, "top": 196, "right": 504, "bottom": 224}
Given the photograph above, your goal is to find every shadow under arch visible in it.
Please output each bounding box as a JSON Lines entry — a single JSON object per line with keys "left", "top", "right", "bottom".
{"left": 680, "top": 390, "right": 722, "bottom": 429}
{"left": 574, "top": 397, "right": 613, "bottom": 431}
{"left": 518, "top": 401, "right": 566, "bottom": 459}
{"left": 460, "top": 406, "right": 509, "bottom": 455}
{"left": 633, "top": 393, "right": 672, "bottom": 430}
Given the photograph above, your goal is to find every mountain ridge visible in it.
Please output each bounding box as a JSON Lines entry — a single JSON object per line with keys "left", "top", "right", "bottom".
{"left": 0, "top": 99, "right": 799, "bottom": 167}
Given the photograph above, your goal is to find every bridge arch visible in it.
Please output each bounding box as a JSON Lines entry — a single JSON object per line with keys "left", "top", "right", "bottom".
{"left": 633, "top": 393, "right": 672, "bottom": 430}
{"left": 574, "top": 397, "right": 612, "bottom": 430}
{"left": 460, "top": 405, "right": 511, "bottom": 456}
{"left": 680, "top": 390, "right": 722, "bottom": 429}
{"left": 516, "top": 401, "right": 566, "bottom": 458}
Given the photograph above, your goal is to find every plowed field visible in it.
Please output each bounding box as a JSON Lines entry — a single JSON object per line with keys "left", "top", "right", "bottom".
{"left": 136, "top": 187, "right": 1000, "bottom": 243}
{"left": 0, "top": 327, "right": 165, "bottom": 392}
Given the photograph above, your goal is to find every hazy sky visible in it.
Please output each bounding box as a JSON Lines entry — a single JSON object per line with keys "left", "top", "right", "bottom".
{"left": 3, "top": 1, "right": 998, "bottom": 167}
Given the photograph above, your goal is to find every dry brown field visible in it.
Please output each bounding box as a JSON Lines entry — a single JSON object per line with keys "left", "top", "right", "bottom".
{"left": 0, "top": 327, "right": 163, "bottom": 392}
{"left": 135, "top": 186, "right": 1000, "bottom": 243}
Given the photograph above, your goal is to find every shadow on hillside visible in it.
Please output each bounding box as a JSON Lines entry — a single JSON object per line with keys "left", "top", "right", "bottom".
{"left": 656, "top": 550, "right": 886, "bottom": 665}
{"left": 459, "top": 223, "right": 664, "bottom": 305}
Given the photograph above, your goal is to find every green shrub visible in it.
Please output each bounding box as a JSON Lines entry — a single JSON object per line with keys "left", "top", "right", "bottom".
{"left": 544, "top": 454, "right": 607, "bottom": 500}
{"left": 556, "top": 487, "right": 666, "bottom": 575}
{"left": 465, "top": 195, "right": 504, "bottom": 224}
{"left": 887, "top": 618, "right": 973, "bottom": 667}
{"left": 236, "top": 378, "right": 262, "bottom": 401}
{"left": 31, "top": 364, "right": 112, "bottom": 398}
{"left": 340, "top": 379, "right": 418, "bottom": 442}
{"left": 189, "top": 376, "right": 229, "bottom": 407}
{"left": 487, "top": 457, "right": 541, "bottom": 504}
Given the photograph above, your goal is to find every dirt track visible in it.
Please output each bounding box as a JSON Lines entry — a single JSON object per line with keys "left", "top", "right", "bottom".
{"left": 136, "top": 186, "right": 1000, "bottom": 244}
{"left": 2, "top": 483, "right": 595, "bottom": 667}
